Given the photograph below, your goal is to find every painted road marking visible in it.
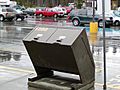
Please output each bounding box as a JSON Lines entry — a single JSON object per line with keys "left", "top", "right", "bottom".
{"left": 0, "top": 65, "right": 34, "bottom": 74}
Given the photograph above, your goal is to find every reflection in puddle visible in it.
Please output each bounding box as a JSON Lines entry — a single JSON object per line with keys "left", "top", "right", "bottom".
{"left": 13, "top": 52, "right": 21, "bottom": 61}
{"left": 0, "top": 26, "right": 31, "bottom": 44}
{"left": 0, "top": 50, "right": 21, "bottom": 63}
{"left": 0, "top": 51, "right": 11, "bottom": 62}
{"left": 112, "top": 45, "right": 117, "bottom": 53}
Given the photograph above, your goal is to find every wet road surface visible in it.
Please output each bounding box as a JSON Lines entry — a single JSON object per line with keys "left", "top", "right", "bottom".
{"left": 0, "top": 17, "right": 120, "bottom": 90}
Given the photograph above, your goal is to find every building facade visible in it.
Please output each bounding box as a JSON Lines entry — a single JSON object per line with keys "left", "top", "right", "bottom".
{"left": 85, "top": 0, "right": 120, "bottom": 14}
{"left": 38, "top": 0, "right": 74, "bottom": 7}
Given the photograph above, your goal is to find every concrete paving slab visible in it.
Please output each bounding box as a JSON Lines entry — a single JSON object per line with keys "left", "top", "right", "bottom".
{"left": 0, "top": 74, "right": 28, "bottom": 90}
{"left": 0, "top": 65, "right": 33, "bottom": 85}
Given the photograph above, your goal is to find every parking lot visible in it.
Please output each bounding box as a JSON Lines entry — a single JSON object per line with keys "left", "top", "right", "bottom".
{"left": 0, "top": 16, "right": 120, "bottom": 90}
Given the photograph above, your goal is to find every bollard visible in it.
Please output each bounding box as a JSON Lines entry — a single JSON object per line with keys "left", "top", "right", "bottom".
{"left": 89, "top": 33, "right": 98, "bottom": 53}
{"left": 89, "top": 33, "right": 98, "bottom": 45}
{"left": 90, "top": 22, "right": 98, "bottom": 33}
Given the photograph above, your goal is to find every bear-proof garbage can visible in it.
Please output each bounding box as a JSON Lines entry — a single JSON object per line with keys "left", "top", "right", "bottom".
{"left": 23, "top": 27, "right": 95, "bottom": 90}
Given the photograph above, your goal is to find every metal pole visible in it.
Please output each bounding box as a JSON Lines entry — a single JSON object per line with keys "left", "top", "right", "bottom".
{"left": 102, "top": 0, "right": 107, "bottom": 89}
{"left": 93, "top": 0, "right": 95, "bottom": 22}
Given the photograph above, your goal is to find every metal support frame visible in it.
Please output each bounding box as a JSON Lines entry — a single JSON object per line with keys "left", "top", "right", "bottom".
{"left": 93, "top": 0, "right": 95, "bottom": 22}
{"left": 102, "top": 0, "right": 107, "bottom": 89}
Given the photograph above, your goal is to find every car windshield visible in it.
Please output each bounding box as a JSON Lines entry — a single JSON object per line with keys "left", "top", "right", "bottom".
{"left": 58, "top": 9, "right": 61, "bottom": 11}
{"left": 69, "top": 10, "right": 79, "bottom": 16}
{"left": 113, "top": 10, "right": 120, "bottom": 17}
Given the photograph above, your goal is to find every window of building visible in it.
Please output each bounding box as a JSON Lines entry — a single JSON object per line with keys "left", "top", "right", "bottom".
{"left": 86, "top": 2, "right": 92, "bottom": 7}
{"left": 111, "top": 0, "right": 120, "bottom": 10}
{"left": 85, "top": 0, "right": 97, "bottom": 10}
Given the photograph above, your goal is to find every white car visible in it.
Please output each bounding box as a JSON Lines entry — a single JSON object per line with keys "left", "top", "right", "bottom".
{"left": 0, "top": 7, "right": 16, "bottom": 21}
{"left": 52, "top": 7, "right": 67, "bottom": 16}
{"left": 118, "top": 7, "right": 120, "bottom": 11}
{"left": 109, "top": 10, "right": 120, "bottom": 26}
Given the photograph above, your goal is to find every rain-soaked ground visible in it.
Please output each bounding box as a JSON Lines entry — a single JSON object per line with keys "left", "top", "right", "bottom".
{"left": 0, "top": 17, "right": 120, "bottom": 90}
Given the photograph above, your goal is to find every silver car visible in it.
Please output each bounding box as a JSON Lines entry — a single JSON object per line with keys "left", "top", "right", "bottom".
{"left": 0, "top": 7, "right": 16, "bottom": 21}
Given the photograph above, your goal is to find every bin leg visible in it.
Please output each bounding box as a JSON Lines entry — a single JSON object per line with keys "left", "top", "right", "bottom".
{"left": 28, "top": 66, "right": 53, "bottom": 82}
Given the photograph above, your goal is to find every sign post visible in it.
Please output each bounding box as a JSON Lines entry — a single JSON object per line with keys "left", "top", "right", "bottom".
{"left": 102, "top": 0, "right": 107, "bottom": 89}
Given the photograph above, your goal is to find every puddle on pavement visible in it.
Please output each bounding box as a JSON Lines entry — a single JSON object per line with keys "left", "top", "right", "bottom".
{"left": 0, "top": 50, "right": 21, "bottom": 63}
{"left": 0, "top": 26, "right": 31, "bottom": 44}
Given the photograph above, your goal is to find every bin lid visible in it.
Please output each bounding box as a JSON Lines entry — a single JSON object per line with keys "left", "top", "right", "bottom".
{"left": 23, "top": 27, "right": 57, "bottom": 42}
{"left": 47, "top": 29, "right": 82, "bottom": 45}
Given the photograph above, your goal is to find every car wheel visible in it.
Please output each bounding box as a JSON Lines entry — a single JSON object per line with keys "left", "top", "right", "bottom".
{"left": 15, "top": 17, "right": 18, "bottom": 20}
{"left": 16, "top": 17, "right": 24, "bottom": 21}
{"left": 26, "top": 15, "right": 28, "bottom": 18}
{"left": 29, "top": 14, "right": 32, "bottom": 16}
{"left": 72, "top": 19, "right": 80, "bottom": 26}
{"left": 35, "top": 14, "right": 38, "bottom": 18}
{"left": 98, "top": 20, "right": 110, "bottom": 28}
{"left": 0, "top": 15, "right": 4, "bottom": 21}
{"left": 114, "top": 20, "right": 120, "bottom": 26}
{"left": 39, "top": 14, "right": 43, "bottom": 17}
{"left": 21, "top": 17, "right": 25, "bottom": 21}
{"left": 53, "top": 14, "right": 57, "bottom": 18}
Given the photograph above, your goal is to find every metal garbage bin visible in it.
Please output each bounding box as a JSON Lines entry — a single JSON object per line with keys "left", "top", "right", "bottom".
{"left": 23, "top": 27, "right": 95, "bottom": 90}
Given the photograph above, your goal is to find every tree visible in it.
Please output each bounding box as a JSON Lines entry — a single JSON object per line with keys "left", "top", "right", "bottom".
{"left": 15, "top": 0, "right": 33, "bottom": 7}
{"left": 77, "top": 0, "right": 83, "bottom": 8}
{"left": 14, "top": 0, "right": 84, "bottom": 8}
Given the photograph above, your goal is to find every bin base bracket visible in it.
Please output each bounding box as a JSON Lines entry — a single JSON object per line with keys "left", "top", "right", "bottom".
{"left": 28, "top": 76, "right": 94, "bottom": 90}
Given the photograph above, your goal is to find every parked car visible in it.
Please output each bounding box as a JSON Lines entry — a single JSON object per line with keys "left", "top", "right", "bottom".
{"left": 23, "top": 8, "right": 36, "bottom": 16}
{"left": 67, "top": 9, "right": 80, "bottom": 20}
{"left": 67, "top": 7, "right": 97, "bottom": 21}
{"left": 63, "top": 6, "right": 72, "bottom": 14}
{"left": 13, "top": 9, "right": 26, "bottom": 21}
{"left": 35, "top": 7, "right": 45, "bottom": 16}
{"left": 12, "top": 5, "right": 25, "bottom": 11}
{"left": 52, "top": 7, "right": 67, "bottom": 16}
{"left": 118, "top": 7, "right": 120, "bottom": 11}
{"left": 0, "top": 7, "right": 16, "bottom": 21}
{"left": 35, "top": 8, "right": 64, "bottom": 18}
{"left": 67, "top": 7, "right": 113, "bottom": 27}
{"left": 110, "top": 10, "right": 120, "bottom": 26}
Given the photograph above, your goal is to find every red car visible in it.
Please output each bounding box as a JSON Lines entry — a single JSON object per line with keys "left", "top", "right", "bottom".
{"left": 35, "top": 8, "right": 64, "bottom": 18}
{"left": 63, "top": 6, "right": 72, "bottom": 14}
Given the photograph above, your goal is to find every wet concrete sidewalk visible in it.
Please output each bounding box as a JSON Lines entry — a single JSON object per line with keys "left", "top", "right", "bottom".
{"left": 0, "top": 56, "right": 120, "bottom": 90}
{"left": 0, "top": 28, "right": 120, "bottom": 90}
